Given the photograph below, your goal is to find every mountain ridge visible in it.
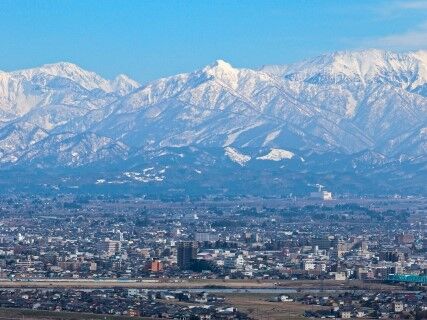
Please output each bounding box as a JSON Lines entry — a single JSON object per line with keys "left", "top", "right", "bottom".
{"left": 0, "top": 49, "right": 427, "bottom": 195}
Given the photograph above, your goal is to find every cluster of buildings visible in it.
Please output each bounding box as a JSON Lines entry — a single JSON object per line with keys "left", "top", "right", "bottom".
{"left": 302, "top": 291, "right": 427, "bottom": 318}
{"left": 0, "top": 288, "right": 248, "bottom": 319}
{"left": 0, "top": 195, "right": 424, "bottom": 318}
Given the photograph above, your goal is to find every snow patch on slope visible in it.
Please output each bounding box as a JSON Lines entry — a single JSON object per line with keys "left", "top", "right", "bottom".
{"left": 224, "top": 147, "right": 251, "bottom": 166}
{"left": 262, "top": 129, "right": 281, "bottom": 146}
{"left": 257, "top": 148, "right": 295, "bottom": 161}
{"left": 223, "top": 121, "right": 265, "bottom": 146}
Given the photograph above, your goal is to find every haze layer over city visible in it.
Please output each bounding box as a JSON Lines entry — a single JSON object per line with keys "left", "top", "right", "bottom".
{"left": 0, "top": 1, "right": 426, "bottom": 320}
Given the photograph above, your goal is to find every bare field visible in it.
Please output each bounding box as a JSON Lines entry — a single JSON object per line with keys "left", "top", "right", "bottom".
{"left": 223, "top": 293, "right": 328, "bottom": 320}
{"left": 0, "top": 279, "right": 398, "bottom": 291}
{"left": 0, "top": 308, "right": 150, "bottom": 320}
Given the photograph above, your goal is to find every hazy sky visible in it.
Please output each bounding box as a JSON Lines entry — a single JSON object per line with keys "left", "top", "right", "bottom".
{"left": 1, "top": 0, "right": 427, "bottom": 82}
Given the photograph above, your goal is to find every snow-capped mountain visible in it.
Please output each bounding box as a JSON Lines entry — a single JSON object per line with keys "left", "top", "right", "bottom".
{"left": 0, "top": 62, "right": 139, "bottom": 121}
{"left": 1, "top": 50, "right": 427, "bottom": 195}
{"left": 0, "top": 63, "right": 139, "bottom": 165}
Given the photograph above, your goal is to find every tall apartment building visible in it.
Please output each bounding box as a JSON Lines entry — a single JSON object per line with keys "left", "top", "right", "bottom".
{"left": 151, "top": 260, "right": 163, "bottom": 272}
{"left": 177, "top": 241, "right": 197, "bottom": 270}
{"left": 99, "top": 239, "right": 121, "bottom": 256}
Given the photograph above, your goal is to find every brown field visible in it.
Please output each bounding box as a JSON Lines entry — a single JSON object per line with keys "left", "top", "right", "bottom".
{"left": 223, "top": 293, "right": 328, "bottom": 320}
{"left": 0, "top": 308, "right": 150, "bottom": 320}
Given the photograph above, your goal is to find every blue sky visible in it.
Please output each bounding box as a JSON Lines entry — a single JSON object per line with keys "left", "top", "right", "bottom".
{"left": 1, "top": 0, "right": 427, "bottom": 82}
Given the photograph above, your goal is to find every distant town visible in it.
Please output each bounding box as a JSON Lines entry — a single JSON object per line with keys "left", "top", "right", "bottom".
{"left": 0, "top": 194, "right": 425, "bottom": 319}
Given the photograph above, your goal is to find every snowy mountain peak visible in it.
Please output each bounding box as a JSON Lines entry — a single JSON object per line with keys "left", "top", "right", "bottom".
{"left": 200, "top": 59, "right": 240, "bottom": 89}
{"left": 40, "top": 61, "right": 84, "bottom": 72}
{"left": 209, "top": 59, "right": 233, "bottom": 69}
{"left": 203, "top": 59, "right": 236, "bottom": 76}
{"left": 115, "top": 74, "right": 136, "bottom": 82}
{"left": 316, "top": 49, "right": 413, "bottom": 78}
{"left": 262, "top": 49, "right": 427, "bottom": 87}
{"left": 16, "top": 61, "right": 97, "bottom": 81}
{"left": 8, "top": 62, "right": 139, "bottom": 94}
{"left": 111, "top": 74, "right": 140, "bottom": 95}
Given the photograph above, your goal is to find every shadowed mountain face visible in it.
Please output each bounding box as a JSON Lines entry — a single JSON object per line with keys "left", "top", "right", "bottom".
{"left": 1, "top": 50, "right": 427, "bottom": 196}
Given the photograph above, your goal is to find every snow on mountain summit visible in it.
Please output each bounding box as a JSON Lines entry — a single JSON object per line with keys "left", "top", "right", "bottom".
{"left": 203, "top": 59, "right": 235, "bottom": 75}
{"left": 11, "top": 62, "right": 140, "bottom": 94}
{"left": 200, "top": 59, "right": 240, "bottom": 89}
{"left": 0, "top": 62, "right": 140, "bottom": 122}
{"left": 261, "top": 49, "right": 427, "bottom": 92}
{"left": 111, "top": 74, "right": 140, "bottom": 95}
{"left": 206, "top": 59, "right": 234, "bottom": 70}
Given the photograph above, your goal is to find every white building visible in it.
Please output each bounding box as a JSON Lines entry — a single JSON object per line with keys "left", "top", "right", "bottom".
{"left": 303, "top": 258, "right": 315, "bottom": 270}
{"left": 235, "top": 255, "right": 245, "bottom": 269}
{"left": 195, "top": 232, "right": 219, "bottom": 242}
{"left": 394, "top": 301, "right": 404, "bottom": 313}
{"left": 310, "top": 191, "right": 333, "bottom": 200}
{"left": 334, "top": 271, "right": 347, "bottom": 280}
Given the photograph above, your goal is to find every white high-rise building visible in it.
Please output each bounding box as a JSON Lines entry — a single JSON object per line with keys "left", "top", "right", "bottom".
{"left": 195, "top": 232, "right": 218, "bottom": 242}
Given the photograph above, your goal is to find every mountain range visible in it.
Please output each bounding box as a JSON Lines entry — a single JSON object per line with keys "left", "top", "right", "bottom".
{"left": 1, "top": 49, "right": 427, "bottom": 197}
